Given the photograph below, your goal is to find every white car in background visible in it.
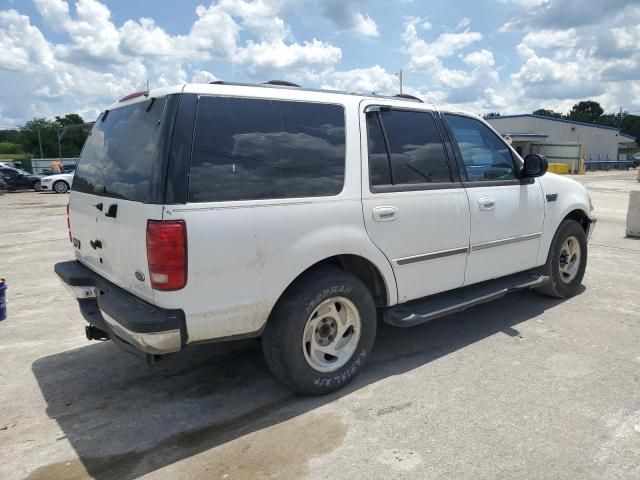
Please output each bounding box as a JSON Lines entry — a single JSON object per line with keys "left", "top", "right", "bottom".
{"left": 40, "top": 172, "right": 74, "bottom": 193}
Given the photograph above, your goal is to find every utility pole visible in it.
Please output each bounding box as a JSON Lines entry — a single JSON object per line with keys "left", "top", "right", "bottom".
{"left": 57, "top": 129, "right": 62, "bottom": 159}
{"left": 37, "top": 128, "right": 44, "bottom": 159}
{"left": 619, "top": 106, "right": 623, "bottom": 127}
{"left": 396, "top": 69, "right": 403, "bottom": 95}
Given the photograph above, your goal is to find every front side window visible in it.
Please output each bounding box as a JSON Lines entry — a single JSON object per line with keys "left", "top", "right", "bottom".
{"left": 444, "top": 114, "right": 517, "bottom": 181}
{"left": 366, "top": 110, "right": 451, "bottom": 188}
{"left": 189, "top": 97, "right": 345, "bottom": 202}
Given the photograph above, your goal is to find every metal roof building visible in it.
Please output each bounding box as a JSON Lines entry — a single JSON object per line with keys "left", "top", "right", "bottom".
{"left": 486, "top": 114, "right": 636, "bottom": 170}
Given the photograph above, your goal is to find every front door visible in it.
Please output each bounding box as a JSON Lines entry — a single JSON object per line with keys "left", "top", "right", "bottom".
{"left": 360, "top": 103, "right": 470, "bottom": 303}
{"left": 443, "top": 114, "right": 545, "bottom": 285}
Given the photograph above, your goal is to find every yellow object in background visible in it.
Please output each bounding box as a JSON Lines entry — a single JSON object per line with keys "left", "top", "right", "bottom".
{"left": 548, "top": 163, "right": 569, "bottom": 174}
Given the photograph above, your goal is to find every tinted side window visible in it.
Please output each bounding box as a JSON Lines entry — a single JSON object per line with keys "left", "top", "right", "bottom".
{"left": 189, "top": 97, "right": 345, "bottom": 202}
{"left": 375, "top": 110, "right": 451, "bottom": 185}
{"left": 445, "top": 114, "right": 516, "bottom": 181}
{"left": 366, "top": 113, "right": 391, "bottom": 186}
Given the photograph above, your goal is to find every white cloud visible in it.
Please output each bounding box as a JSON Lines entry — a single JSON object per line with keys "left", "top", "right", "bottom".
{"left": 191, "top": 70, "right": 220, "bottom": 83}
{"left": 456, "top": 17, "right": 471, "bottom": 30}
{"left": 353, "top": 13, "right": 380, "bottom": 38}
{"left": 319, "top": 0, "right": 380, "bottom": 38}
{"left": 320, "top": 65, "right": 397, "bottom": 94}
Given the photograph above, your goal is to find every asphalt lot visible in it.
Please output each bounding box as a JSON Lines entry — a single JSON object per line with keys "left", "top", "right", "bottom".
{"left": 1, "top": 170, "right": 639, "bottom": 480}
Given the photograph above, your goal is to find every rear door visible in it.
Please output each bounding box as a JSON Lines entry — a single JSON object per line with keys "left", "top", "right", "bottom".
{"left": 442, "top": 113, "right": 545, "bottom": 285}
{"left": 360, "top": 103, "right": 471, "bottom": 303}
{"left": 69, "top": 96, "right": 172, "bottom": 303}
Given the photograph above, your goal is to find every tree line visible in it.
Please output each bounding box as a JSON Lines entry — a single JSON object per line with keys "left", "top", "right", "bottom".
{"left": 0, "top": 114, "right": 90, "bottom": 158}
{"left": 483, "top": 101, "right": 640, "bottom": 142}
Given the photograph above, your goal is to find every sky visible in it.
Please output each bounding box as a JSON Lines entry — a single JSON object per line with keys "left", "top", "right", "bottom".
{"left": 1, "top": 0, "right": 639, "bottom": 126}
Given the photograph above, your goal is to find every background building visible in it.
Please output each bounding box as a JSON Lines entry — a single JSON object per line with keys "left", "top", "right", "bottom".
{"left": 486, "top": 114, "right": 636, "bottom": 170}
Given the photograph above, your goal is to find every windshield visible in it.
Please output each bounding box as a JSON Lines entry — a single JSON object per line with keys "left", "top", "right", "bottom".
{"left": 73, "top": 97, "right": 167, "bottom": 202}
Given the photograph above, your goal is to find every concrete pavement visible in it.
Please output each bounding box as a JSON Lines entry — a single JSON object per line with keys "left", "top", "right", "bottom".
{"left": 1, "top": 170, "right": 639, "bottom": 480}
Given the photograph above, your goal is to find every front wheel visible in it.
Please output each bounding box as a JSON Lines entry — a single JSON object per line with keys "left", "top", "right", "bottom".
{"left": 53, "top": 181, "right": 69, "bottom": 193}
{"left": 262, "top": 267, "right": 377, "bottom": 395}
{"left": 32, "top": 180, "right": 41, "bottom": 192}
{"left": 536, "top": 219, "right": 587, "bottom": 298}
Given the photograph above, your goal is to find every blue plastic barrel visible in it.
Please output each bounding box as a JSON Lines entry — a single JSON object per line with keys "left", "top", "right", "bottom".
{"left": 0, "top": 279, "right": 6, "bottom": 321}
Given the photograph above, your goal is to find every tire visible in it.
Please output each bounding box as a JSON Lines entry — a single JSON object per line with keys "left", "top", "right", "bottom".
{"left": 53, "top": 181, "right": 69, "bottom": 194}
{"left": 536, "top": 219, "right": 587, "bottom": 298}
{"left": 262, "top": 267, "right": 377, "bottom": 395}
{"left": 32, "top": 180, "right": 41, "bottom": 192}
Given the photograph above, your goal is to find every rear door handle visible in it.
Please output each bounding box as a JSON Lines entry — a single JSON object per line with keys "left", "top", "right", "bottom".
{"left": 372, "top": 206, "right": 398, "bottom": 222}
{"left": 479, "top": 197, "right": 496, "bottom": 211}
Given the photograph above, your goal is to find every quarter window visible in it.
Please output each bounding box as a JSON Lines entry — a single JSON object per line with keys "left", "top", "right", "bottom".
{"left": 366, "top": 110, "right": 451, "bottom": 187}
{"left": 444, "top": 114, "right": 517, "bottom": 181}
{"left": 189, "top": 97, "right": 345, "bottom": 202}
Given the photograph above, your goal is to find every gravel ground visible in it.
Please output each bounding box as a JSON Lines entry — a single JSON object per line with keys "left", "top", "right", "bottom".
{"left": 0, "top": 170, "right": 639, "bottom": 480}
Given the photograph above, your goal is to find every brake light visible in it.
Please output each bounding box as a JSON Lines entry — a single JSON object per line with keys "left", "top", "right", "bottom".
{"left": 66, "top": 202, "right": 72, "bottom": 242}
{"left": 119, "top": 90, "right": 149, "bottom": 102}
{"left": 146, "top": 220, "right": 187, "bottom": 291}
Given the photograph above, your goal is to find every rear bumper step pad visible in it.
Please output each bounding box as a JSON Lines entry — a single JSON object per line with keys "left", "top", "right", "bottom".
{"left": 55, "top": 260, "right": 186, "bottom": 356}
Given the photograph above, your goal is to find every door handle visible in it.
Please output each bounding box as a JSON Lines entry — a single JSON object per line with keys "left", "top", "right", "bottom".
{"left": 479, "top": 197, "right": 496, "bottom": 211}
{"left": 372, "top": 206, "right": 398, "bottom": 222}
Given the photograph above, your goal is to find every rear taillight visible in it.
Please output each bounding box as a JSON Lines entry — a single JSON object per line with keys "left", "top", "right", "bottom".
{"left": 66, "top": 202, "right": 72, "bottom": 242}
{"left": 146, "top": 220, "right": 187, "bottom": 291}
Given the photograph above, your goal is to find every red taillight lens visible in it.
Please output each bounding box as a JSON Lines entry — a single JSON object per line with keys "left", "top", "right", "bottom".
{"left": 66, "top": 202, "right": 72, "bottom": 242}
{"left": 146, "top": 220, "right": 187, "bottom": 291}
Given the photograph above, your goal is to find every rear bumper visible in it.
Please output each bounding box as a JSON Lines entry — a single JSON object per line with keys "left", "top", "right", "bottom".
{"left": 55, "top": 260, "right": 186, "bottom": 356}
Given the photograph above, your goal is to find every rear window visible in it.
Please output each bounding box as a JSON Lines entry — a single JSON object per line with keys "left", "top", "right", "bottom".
{"left": 189, "top": 96, "right": 345, "bottom": 203}
{"left": 73, "top": 97, "right": 168, "bottom": 202}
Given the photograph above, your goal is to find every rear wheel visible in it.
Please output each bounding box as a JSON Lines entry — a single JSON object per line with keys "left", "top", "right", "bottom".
{"left": 536, "top": 219, "right": 587, "bottom": 298}
{"left": 262, "top": 267, "right": 376, "bottom": 395}
{"left": 53, "top": 181, "right": 69, "bottom": 193}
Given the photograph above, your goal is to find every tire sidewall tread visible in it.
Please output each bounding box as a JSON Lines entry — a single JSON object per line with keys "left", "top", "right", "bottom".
{"left": 262, "top": 267, "right": 376, "bottom": 395}
{"left": 539, "top": 219, "right": 588, "bottom": 298}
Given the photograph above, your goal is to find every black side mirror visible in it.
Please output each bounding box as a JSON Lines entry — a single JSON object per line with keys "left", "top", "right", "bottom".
{"left": 523, "top": 154, "right": 548, "bottom": 178}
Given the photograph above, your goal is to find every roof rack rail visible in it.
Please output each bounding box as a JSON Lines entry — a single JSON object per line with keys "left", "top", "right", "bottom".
{"left": 263, "top": 80, "right": 301, "bottom": 87}
{"left": 394, "top": 94, "right": 423, "bottom": 102}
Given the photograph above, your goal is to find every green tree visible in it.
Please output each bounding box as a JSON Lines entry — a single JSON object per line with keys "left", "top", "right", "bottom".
{"left": 16, "top": 114, "right": 89, "bottom": 158}
{"left": 0, "top": 130, "right": 20, "bottom": 143}
{"left": 54, "top": 114, "right": 89, "bottom": 157}
{"left": 533, "top": 108, "right": 562, "bottom": 118}
{"left": 565, "top": 100, "right": 604, "bottom": 123}
{"left": 483, "top": 112, "right": 501, "bottom": 118}
{"left": 0, "top": 142, "right": 21, "bottom": 154}
{"left": 17, "top": 118, "right": 58, "bottom": 157}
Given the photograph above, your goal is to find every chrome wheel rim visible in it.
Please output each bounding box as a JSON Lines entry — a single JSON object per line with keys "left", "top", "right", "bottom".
{"left": 54, "top": 182, "right": 67, "bottom": 193}
{"left": 559, "top": 235, "right": 581, "bottom": 283}
{"left": 33, "top": 181, "right": 41, "bottom": 191}
{"left": 302, "top": 296, "right": 361, "bottom": 373}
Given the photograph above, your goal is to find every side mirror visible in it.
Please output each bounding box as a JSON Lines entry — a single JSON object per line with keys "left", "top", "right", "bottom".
{"left": 523, "top": 154, "right": 548, "bottom": 178}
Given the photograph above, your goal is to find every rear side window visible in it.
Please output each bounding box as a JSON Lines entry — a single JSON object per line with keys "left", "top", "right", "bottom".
{"left": 366, "top": 110, "right": 451, "bottom": 188}
{"left": 73, "top": 98, "right": 168, "bottom": 202}
{"left": 444, "top": 114, "right": 516, "bottom": 181}
{"left": 189, "top": 97, "right": 345, "bottom": 202}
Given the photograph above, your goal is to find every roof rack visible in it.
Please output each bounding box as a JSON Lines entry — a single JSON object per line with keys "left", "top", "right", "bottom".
{"left": 262, "top": 80, "right": 301, "bottom": 87}
{"left": 394, "top": 93, "right": 423, "bottom": 103}
{"left": 204, "top": 81, "right": 422, "bottom": 103}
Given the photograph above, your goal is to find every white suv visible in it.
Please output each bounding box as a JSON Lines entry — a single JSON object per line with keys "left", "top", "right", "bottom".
{"left": 56, "top": 81, "right": 595, "bottom": 394}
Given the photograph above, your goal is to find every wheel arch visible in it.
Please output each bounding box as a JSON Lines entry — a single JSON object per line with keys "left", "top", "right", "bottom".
{"left": 276, "top": 254, "right": 391, "bottom": 310}
{"left": 563, "top": 208, "right": 590, "bottom": 234}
